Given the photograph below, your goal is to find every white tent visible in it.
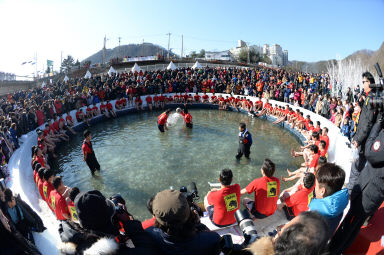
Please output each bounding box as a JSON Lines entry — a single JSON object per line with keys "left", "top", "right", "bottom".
{"left": 64, "top": 75, "right": 69, "bottom": 82}
{"left": 131, "top": 63, "right": 141, "bottom": 72}
{"left": 192, "top": 61, "right": 203, "bottom": 69}
{"left": 167, "top": 61, "right": 177, "bottom": 70}
{"left": 108, "top": 66, "right": 116, "bottom": 76}
{"left": 84, "top": 70, "right": 92, "bottom": 79}
{"left": 41, "top": 81, "right": 46, "bottom": 88}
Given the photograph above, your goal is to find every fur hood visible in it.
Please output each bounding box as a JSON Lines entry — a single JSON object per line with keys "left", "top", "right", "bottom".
{"left": 59, "top": 237, "right": 119, "bottom": 255}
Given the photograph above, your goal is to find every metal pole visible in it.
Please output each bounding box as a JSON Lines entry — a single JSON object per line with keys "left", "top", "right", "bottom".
{"left": 118, "top": 36, "right": 121, "bottom": 60}
{"left": 166, "top": 33, "right": 171, "bottom": 60}
{"left": 181, "top": 34, "right": 183, "bottom": 59}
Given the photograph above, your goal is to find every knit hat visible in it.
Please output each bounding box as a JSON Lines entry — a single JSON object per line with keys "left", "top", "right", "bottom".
{"left": 152, "top": 189, "right": 190, "bottom": 226}
{"left": 74, "top": 190, "right": 115, "bottom": 232}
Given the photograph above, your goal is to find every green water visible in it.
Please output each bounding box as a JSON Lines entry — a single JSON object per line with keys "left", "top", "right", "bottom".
{"left": 54, "top": 109, "right": 302, "bottom": 220}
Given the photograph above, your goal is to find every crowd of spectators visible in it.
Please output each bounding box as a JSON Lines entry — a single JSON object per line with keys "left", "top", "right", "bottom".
{"left": 0, "top": 64, "right": 369, "bottom": 254}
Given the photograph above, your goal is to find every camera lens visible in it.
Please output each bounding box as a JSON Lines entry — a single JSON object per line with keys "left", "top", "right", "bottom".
{"left": 235, "top": 209, "right": 258, "bottom": 236}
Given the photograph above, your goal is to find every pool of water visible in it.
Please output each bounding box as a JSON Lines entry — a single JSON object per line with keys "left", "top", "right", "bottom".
{"left": 53, "top": 109, "right": 303, "bottom": 220}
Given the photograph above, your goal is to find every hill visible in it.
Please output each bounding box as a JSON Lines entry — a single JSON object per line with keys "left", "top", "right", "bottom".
{"left": 82, "top": 43, "right": 172, "bottom": 64}
{"left": 288, "top": 42, "right": 384, "bottom": 73}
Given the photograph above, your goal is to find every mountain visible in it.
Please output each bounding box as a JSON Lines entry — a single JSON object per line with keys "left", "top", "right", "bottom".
{"left": 288, "top": 42, "right": 384, "bottom": 73}
{"left": 82, "top": 43, "right": 172, "bottom": 64}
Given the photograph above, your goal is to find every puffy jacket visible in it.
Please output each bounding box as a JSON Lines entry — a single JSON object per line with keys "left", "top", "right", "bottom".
{"left": 353, "top": 95, "right": 378, "bottom": 146}
{"left": 309, "top": 189, "right": 349, "bottom": 236}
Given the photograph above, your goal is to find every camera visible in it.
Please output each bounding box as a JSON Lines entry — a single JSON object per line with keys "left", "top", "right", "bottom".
{"left": 369, "top": 63, "right": 384, "bottom": 112}
{"left": 219, "top": 209, "right": 260, "bottom": 255}
{"left": 179, "top": 182, "right": 203, "bottom": 217}
{"left": 110, "top": 194, "right": 127, "bottom": 214}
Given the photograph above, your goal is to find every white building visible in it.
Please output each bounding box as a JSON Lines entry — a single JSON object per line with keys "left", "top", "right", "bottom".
{"left": 263, "top": 43, "right": 288, "bottom": 66}
{"left": 205, "top": 51, "right": 234, "bottom": 61}
{"left": 230, "top": 41, "right": 263, "bottom": 61}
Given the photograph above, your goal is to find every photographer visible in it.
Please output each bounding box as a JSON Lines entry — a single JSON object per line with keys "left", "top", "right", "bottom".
{"left": 59, "top": 190, "right": 157, "bottom": 255}
{"left": 146, "top": 189, "right": 221, "bottom": 255}
{"left": 347, "top": 72, "right": 379, "bottom": 192}
{"left": 329, "top": 117, "right": 384, "bottom": 254}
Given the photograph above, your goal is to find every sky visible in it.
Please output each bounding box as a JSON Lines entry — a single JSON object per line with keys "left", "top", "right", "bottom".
{"left": 0, "top": 0, "right": 383, "bottom": 77}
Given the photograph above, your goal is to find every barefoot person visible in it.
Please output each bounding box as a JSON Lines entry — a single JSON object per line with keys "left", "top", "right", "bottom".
{"left": 82, "top": 130, "right": 100, "bottom": 175}
{"left": 157, "top": 109, "right": 172, "bottom": 132}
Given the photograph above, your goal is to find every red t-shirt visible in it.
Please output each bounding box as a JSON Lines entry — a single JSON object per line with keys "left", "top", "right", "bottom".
{"left": 100, "top": 104, "right": 106, "bottom": 111}
{"left": 158, "top": 113, "right": 168, "bottom": 125}
{"left": 320, "top": 135, "right": 329, "bottom": 152}
{"left": 207, "top": 184, "right": 241, "bottom": 225}
{"left": 309, "top": 153, "right": 320, "bottom": 168}
{"left": 38, "top": 178, "right": 45, "bottom": 200}
{"left": 106, "top": 103, "right": 113, "bottom": 110}
{"left": 67, "top": 201, "right": 79, "bottom": 222}
{"left": 194, "top": 95, "right": 201, "bottom": 102}
{"left": 82, "top": 141, "right": 93, "bottom": 160}
{"left": 146, "top": 96, "right": 153, "bottom": 103}
{"left": 153, "top": 96, "right": 159, "bottom": 102}
{"left": 246, "top": 176, "right": 280, "bottom": 216}
{"left": 66, "top": 114, "right": 73, "bottom": 123}
{"left": 43, "top": 181, "right": 54, "bottom": 211}
{"left": 285, "top": 185, "right": 315, "bottom": 216}
{"left": 202, "top": 95, "right": 209, "bottom": 100}
{"left": 36, "top": 155, "right": 46, "bottom": 167}
{"left": 50, "top": 189, "right": 69, "bottom": 220}
{"left": 159, "top": 95, "right": 165, "bottom": 102}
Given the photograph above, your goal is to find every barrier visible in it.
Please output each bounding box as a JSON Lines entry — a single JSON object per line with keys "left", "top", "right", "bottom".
{"left": 7, "top": 93, "right": 352, "bottom": 254}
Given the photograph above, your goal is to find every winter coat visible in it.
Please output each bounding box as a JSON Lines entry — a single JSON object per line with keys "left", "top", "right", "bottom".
{"left": 309, "top": 189, "right": 349, "bottom": 236}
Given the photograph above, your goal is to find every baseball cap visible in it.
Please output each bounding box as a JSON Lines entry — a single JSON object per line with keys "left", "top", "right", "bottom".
{"left": 74, "top": 190, "right": 115, "bottom": 231}
{"left": 152, "top": 189, "right": 190, "bottom": 226}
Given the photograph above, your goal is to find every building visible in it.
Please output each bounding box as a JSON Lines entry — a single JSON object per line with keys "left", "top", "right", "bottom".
{"left": 0, "top": 72, "right": 16, "bottom": 81}
{"left": 263, "top": 43, "right": 288, "bottom": 66}
{"left": 205, "top": 51, "right": 234, "bottom": 61}
{"left": 283, "top": 50, "right": 289, "bottom": 66}
{"left": 230, "top": 41, "right": 262, "bottom": 62}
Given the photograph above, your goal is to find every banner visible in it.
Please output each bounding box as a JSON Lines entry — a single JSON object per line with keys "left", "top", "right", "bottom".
{"left": 122, "top": 55, "right": 158, "bottom": 63}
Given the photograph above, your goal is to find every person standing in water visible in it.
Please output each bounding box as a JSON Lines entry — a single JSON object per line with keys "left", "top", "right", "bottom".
{"left": 236, "top": 122, "right": 252, "bottom": 160}
{"left": 180, "top": 106, "right": 193, "bottom": 128}
{"left": 157, "top": 109, "right": 172, "bottom": 132}
{"left": 82, "top": 130, "right": 100, "bottom": 175}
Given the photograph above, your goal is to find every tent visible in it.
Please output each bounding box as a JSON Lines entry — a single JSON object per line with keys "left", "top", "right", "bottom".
{"left": 192, "top": 61, "right": 203, "bottom": 69}
{"left": 131, "top": 63, "right": 141, "bottom": 72}
{"left": 167, "top": 61, "right": 177, "bottom": 70}
{"left": 64, "top": 75, "right": 69, "bottom": 82}
{"left": 108, "top": 66, "right": 116, "bottom": 76}
{"left": 84, "top": 70, "right": 92, "bottom": 79}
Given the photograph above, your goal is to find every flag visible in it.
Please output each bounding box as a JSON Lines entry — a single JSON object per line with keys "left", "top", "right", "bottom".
{"left": 47, "top": 60, "right": 53, "bottom": 67}
{"left": 21, "top": 62, "right": 26, "bottom": 65}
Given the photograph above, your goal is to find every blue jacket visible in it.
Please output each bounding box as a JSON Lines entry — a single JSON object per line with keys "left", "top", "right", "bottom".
{"left": 309, "top": 188, "right": 349, "bottom": 236}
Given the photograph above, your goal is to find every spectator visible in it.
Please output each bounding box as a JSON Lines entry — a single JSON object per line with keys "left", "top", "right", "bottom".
{"left": 308, "top": 163, "right": 348, "bottom": 236}
{"left": 146, "top": 189, "right": 221, "bottom": 255}
{"left": 204, "top": 169, "right": 241, "bottom": 227}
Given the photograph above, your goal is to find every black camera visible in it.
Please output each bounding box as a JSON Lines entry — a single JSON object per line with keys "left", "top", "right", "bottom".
{"left": 369, "top": 63, "right": 384, "bottom": 112}
{"left": 179, "top": 182, "right": 203, "bottom": 217}
{"left": 110, "top": 194, "right": 127, "bottom": 214}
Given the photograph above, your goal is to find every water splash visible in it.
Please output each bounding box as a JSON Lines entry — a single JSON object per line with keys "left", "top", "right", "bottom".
{"left": 167, "top": 113, "right": 183, "bottom": 127}
{"left": 327, "top": 58, "right": 368, "bottom": 98}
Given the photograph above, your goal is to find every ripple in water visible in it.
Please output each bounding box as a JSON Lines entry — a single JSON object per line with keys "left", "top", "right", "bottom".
{"left": 53, "top": 109, "right": 303, "bottom": 220}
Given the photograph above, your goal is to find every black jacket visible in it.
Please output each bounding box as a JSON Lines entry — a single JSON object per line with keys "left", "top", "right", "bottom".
{"left": 353, "top": 95, "right": 378, "bottom": 147}
{"left": 352, "top": 120, "right": 384, "bottom": 215}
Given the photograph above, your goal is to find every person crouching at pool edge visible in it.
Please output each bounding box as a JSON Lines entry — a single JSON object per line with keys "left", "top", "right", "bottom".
{"left": 82, "top": 130, "right": 101, "bottom": 175}
{"left": 157, "top": 109, "right": 172, "bottom": 132}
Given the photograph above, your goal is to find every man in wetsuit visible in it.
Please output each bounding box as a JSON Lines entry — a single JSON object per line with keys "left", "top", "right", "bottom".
{"left": 82, "top": 130, "right": 100, "bottom": 175}
{"left": 236, "top": 122, "right": 252, "bottom": 160}
{"left": 157, "top": 109, "right": 172, "bottom": 132}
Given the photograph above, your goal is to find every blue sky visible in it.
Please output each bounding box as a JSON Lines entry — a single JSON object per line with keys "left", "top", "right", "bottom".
{"left": 0, "top": 0, "right": 383, "bottom": 76}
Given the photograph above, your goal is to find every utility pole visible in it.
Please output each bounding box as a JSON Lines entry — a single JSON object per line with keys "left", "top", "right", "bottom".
{"left": 60, "top": 51, "right": 63, "bottom": 72}
{"left": 166, "top": 33, "right": 171, "bottom": 60}
{"left": 102, "top": 35, "right": 107, "bottom": 65}
{"left": 246, "top": 42, "right": 250, "bottom": 64}
{"left": 181, "top": 34, "right": 183, "bottom": 59}
{"left": 118, "top": 36, "right": 122, "bottom": 60}
{"left": 142, "top": 39, "right": 144, "bottom": 56}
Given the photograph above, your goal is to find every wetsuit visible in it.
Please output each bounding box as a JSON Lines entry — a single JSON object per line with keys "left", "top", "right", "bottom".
{"left": 82, "top": 140, "right": 100, "bottom": 174}
{"left": 157, "top": 113, "right": 168, "bottom": 132}
{"left": 236, "top": 129, "right": 252, "bottom": 159}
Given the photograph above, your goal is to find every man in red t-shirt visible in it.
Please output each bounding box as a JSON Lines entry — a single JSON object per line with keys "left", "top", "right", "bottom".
{"left": 145, "top": 95, "right": 153, "bottom": 111}
{"left": 320, "top": 127, "right": 330, "bottom": 152}
{"left": 50, "top": 176, "right": 70, "bottom": 221}
{"left": 202, "top": 92, "right": 209, "bottom": 103}
{"left": 241, "top": 158, "right": 280, "bottom": 218}
{"left": 279, "top": 172, "right": 315, "bottom": 220}
{"left": 42, "top": 169, "right": 55, "bottom": 211}
{"left": 194, "top": 93, "right": 201, "bottom": 103}
{"left": 204, "top": 169, "right": 241, "bottom": 227}
{"left": 82, "top": 130, "right": 100, "bottom": 175}
{"left": 157, "top": 109, "right": 172, "bottom": 132}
